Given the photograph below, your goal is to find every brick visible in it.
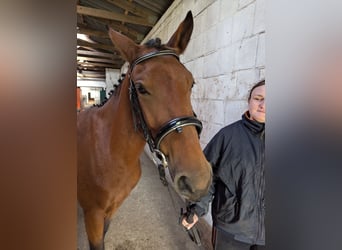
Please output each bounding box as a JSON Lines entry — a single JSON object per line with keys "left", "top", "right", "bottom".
{"left": 232, "top": 3, "right": 255, "bottom": 42}
{"left": 234, "top": 35, "right": 258, "bottom": 70}
{"left": 205, "top": 0, "right": 220, "bottom": 30}
{"left": 254, "top": 0, "right": 265, "bottom": 34}
{"left": 224, "top": 100, "right": 248, "bottom": 125}
{"left": 238, "top": 0, "right": 255, "bottom": 10}
{"left": 220, "top": 0, "right": 239, "bottom": 21}
{"left": 192, "top": 56, "right": 204, "bottom": 79}
{"left": 218, "top": 45, "right": 235, "bottom": 75}
{"left": 205, "top": 26, "right": 218, "bottom": 53}
{"left": 259, "top": 67, "right": 265, "bottom": 80}
{"left": 235, "top": 69, "right": 259, "bottom": 99}
{"left": 203, "top": 52, "right": 221, "bottom": 77}
{"left": 256, "top": 33, "right": 265, "bottom": 67}
{"left": 200, "top": 122, "right": 223, "bottom": 146}
{"left": 199, "top": 99, "right": 225, "bottom": 125}
{"left": 216, "top": 17, "right": 233, "bottom": 49}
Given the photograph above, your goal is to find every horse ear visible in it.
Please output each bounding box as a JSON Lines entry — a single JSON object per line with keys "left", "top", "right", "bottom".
{"left": 108, "top": 27, "right": 139, "bottom": 63}
{"left": 166, "top": 11, "right": 194, "bottom": 55}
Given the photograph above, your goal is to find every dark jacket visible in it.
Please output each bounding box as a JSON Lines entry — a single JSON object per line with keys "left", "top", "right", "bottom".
{"left": 192, "top": 112, "right": 265, "bottom": 245}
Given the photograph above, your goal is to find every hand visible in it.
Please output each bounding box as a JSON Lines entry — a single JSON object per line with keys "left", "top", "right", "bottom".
{"left": 181, "top": 213, "right": 199, "bottom": 230}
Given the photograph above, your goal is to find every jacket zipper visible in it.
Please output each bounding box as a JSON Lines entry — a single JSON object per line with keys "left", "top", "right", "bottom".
{"left": 256, "top": 131, "right": 265, "bottom": 242}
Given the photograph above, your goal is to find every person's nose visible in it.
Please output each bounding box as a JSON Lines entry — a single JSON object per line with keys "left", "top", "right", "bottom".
{"left": 259, "top": 100, "right": 265, "bottom": 110}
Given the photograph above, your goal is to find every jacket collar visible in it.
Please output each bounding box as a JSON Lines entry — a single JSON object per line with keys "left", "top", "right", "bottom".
{"left": 242, "top": 111, "right": 265, "bottom": 135}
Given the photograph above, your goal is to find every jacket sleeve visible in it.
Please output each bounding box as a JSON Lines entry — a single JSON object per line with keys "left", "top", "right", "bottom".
{"left": 190, "top": 174, "right": 216, "bottom": 216}
{"left": 190, "top": 130, "right": 225, "bottom": 216}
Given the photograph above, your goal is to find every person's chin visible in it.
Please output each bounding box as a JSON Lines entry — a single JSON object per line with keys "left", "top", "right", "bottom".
{"left": 257, "top": 117, "right": 265, "bottom": 123}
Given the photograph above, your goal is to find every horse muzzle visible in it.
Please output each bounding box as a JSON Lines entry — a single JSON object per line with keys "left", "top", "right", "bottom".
{"left": 174, "top": 165, "right": 212, "bottom": 202}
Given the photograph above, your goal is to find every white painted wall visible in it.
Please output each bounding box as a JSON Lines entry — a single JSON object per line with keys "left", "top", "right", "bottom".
{"left": 105, "top": 68, "right": 120, "bottom": 97}
{"left": 77, "top": 79, "right": 106, "bottom": 88}
{"left": 77, "top": 79, "right": 106, "bottom": 108}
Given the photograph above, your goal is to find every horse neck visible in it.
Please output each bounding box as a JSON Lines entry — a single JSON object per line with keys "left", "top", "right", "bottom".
{"left": 103, "top": 80, "right": 147, "bottom": 158}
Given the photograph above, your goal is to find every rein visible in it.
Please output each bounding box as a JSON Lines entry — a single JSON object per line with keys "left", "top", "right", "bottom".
{"left": 128, "top": 50, "right": 203, "bottom": 170}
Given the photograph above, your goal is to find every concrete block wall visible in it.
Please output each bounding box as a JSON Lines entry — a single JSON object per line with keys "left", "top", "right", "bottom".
{"left": 143, "top": 0, "right": 265, "bottom": 148}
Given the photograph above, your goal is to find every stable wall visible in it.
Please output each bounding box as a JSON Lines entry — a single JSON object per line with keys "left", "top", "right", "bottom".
{"left": 105, "top": 68, "right": 120, "bottom": 97}
{"left": 77, "top": 79, "right": 106, "bottom": 109}
{"left": 105, "top": 0, "right": 265, "bottom": 236}
{"left": 143, "top": 0, "right": 265, "bottom": 147}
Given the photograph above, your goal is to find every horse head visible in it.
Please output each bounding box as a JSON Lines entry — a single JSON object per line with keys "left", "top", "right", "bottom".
{"left": 108, "top": 11, "right": 212, "bottom": 202}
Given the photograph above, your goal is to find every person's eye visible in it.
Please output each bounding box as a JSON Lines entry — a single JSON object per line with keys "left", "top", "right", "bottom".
{"left": 254, "top": 97, "right": 264, "bottom": 101}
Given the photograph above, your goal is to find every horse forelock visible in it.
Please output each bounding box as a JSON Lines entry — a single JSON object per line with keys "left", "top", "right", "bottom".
{"left": 143, "top": 38, "right": 170, "bottom": 50}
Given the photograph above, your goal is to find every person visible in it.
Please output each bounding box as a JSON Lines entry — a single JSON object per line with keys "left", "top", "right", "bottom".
{"left": 182, "top": 80, "right": 265, "bottom": 250}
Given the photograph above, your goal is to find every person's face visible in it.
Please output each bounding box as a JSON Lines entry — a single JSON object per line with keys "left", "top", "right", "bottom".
{"left": 248, "top": 85, "right": 265, "bottom": 123}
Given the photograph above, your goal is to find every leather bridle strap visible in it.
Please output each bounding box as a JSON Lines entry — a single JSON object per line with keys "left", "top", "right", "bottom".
{"left": 130, "top": 50, "right": 179, "bottom": 69}
{"left": 154, "top": 116, "right": 202, "bottom": 150}
{"left": 128, "top": 50, "right": 203, "bottom": 168}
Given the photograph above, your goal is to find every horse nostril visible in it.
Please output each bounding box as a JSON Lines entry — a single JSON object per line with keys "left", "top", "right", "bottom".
{"left": 177, "top": 175, "right": 193, "bottom": 193}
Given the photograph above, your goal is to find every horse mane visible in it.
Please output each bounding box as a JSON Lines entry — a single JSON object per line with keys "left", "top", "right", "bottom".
{"left": 93, "top": 73, "right": 125, "bottom": 108}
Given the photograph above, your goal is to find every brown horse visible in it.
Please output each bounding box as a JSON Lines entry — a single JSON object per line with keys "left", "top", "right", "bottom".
{"left": 77, "top": 11, "right": 212, "bottom": 250}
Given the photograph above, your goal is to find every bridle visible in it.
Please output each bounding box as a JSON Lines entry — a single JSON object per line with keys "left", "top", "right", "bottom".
{"left": 128, "top": 50, "right": 203, "bottom": 169}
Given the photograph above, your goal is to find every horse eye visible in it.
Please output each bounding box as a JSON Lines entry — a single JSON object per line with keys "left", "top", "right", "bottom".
{"left": 191, "top": 82, "right": 196, "bottom": 89}
{"left": 136, "top": 83, "right": 149, "bottom": 95}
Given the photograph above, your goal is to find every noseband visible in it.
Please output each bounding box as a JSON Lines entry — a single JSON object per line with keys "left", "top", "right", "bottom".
{"left": 128, "top": 50, "right": 203, "bottom": 168}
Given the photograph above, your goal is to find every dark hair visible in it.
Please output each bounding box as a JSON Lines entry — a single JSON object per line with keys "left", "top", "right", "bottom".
{"left": 248, "top": 79, "right": 265, "bottom": 101}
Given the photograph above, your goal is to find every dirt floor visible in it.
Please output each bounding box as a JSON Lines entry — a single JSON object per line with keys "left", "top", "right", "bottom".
{"left": 78, "top": 152, "right": 213, "bottom": 250}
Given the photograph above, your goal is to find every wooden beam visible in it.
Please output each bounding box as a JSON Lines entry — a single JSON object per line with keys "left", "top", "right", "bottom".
{"left": 77, "top": 13, "right": 85, "bottom": 25}
{"left": 77, "top": 39, "right": 115, "bottom": 52}
{"left": 77, "top": 49, "right": 117, "bottom": 59}
{"left": 77, "top": 67, "right": 105, "bottom": 72}
{"left": 77, "top": 27, "right": 108, "bottom": 39}
{"left": 78, "top": 62, "right": 122, "bottom": 68}
{"left": 107, "top": 22, "right": 144, "bottom": 41}
{"left": 137, "top": 0, "right": 164, "bottom": 13}
{"left": 77, "top": 73, "right": 106, "bottom": 79}
{"left": 76, "top": 19, "right": 143, "bottom": 42}
{"left": 79, "top": 76, "right": 105, "bottom": 79}
{"left": 78, "top": 70, "right": 105, "bottom": 75}
{"left": 93, "top": 19, "right": 142, "bottom": 42}
{"left": 77, "top": 5, "right": 154, "bottom": 27}
{"left": 77, "top": 56, "right": 119, "bottom": 64}
{"left": 106, "top": 0, "right": 157, "bottom": 21}
{"left": 77, "top": 76, "right": 105, "bottom": 80}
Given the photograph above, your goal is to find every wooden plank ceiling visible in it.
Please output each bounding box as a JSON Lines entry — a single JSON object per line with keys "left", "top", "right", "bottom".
{"left": 77, "top": 0, "right": 174, "bottom": 80}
